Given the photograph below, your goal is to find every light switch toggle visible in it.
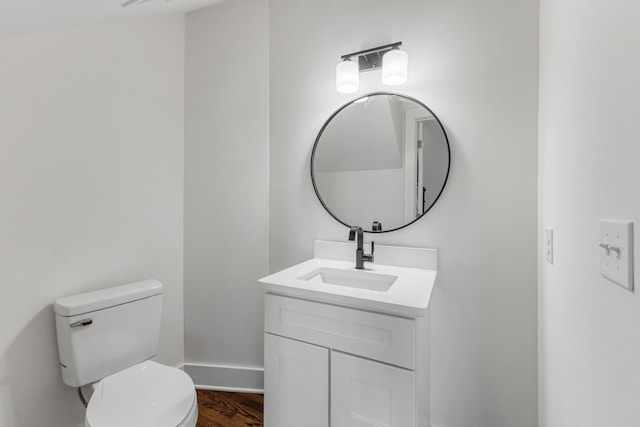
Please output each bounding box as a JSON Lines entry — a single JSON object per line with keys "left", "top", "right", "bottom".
{"left": 598, "top": 242, "right": 621, "bottom": 259}
{"left": 599, "top": 219, "right": 634, "bottom": 291}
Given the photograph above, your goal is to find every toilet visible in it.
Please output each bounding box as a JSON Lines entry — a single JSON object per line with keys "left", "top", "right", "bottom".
{"left": 54, "top": 280, "right": 198, "bottom": 427}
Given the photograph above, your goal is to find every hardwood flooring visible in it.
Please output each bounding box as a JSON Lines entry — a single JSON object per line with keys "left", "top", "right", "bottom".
{"left": 196, "top": 390, "right": 264, "bottom": 427}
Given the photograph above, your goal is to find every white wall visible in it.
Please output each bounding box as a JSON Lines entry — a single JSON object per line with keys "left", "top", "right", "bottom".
{"left": 0, "top": 16, "right": 185, "bottom": 427}
{"left": 184, "top": 0, "right": 269, "bottom": 371}
{"left": 539, "top": 0, "right": 640, "bottom": 425}
{"left": 269, "top": 0, "right": 539, "bottom": 426}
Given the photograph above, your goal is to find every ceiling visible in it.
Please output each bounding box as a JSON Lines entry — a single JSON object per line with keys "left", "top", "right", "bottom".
{"left": 0, "top": 0, "right": 228, "bottom": 38}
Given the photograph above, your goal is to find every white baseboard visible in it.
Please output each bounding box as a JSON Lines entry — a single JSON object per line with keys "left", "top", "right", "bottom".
{"left": 182, "top": 363, "right": 264, "bottom": 393}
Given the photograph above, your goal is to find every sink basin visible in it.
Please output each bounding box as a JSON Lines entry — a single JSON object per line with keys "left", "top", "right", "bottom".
{"left": 298, "top": 267, "right": 398, "bottom": 292}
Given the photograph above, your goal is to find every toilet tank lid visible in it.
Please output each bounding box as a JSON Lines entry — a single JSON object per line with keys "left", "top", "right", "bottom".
{"left": 54, "top": 280, "right": 163, "bottom": 317}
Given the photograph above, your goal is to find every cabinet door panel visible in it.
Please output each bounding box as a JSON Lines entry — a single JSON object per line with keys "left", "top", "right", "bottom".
{"left": 331, "top": 351, "right": 415, "bottom": 427}
{"left": 264, "top": 333, "right": 329, "bottom": 427}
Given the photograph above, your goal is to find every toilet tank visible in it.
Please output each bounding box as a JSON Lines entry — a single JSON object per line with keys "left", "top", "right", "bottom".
{"left": 54, "top": 280, "right": 163, "bottom": 388}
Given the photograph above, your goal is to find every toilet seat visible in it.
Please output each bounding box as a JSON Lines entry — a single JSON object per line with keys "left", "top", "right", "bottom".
{"left": 85, "top": 361, "right": 197, "bottom": 427}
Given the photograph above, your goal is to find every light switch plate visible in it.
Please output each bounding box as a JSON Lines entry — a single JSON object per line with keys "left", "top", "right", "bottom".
{"left": 599, "top": 219, "right": 634, "bottom": 291}
{"left": 545, "top": 228, "right": 553, "bottom": 264}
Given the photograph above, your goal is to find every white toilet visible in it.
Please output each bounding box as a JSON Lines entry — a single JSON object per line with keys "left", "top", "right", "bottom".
{"left": 54, "top": 280, "right": 198, "bottom": 427}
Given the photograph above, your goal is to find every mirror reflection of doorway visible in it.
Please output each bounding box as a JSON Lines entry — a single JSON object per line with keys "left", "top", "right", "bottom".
{"left": 417, "top": 119, "right": 425, "bottom": 217}
{"left": 420, "top": 118, "right": 449, "bottom": 215}
{"left": 404, "top": 113, "right": 449, "bottom": 222}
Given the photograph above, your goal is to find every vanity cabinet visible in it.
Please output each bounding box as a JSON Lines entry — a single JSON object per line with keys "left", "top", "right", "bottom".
{"left": 264, "top": 293, "right": 418, "bottom": 427}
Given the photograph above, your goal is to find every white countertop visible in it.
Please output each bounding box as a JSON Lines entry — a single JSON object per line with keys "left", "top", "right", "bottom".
{"left": 258, "top": 257, "right": 436, "bottom": 317}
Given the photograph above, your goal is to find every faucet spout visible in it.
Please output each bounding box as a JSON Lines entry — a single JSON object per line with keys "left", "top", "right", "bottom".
{"left": 349, "top": 226, "right": 364, "bottom": 250}
{"left": 348, "top": 226, "right": 374, "bottom": 269}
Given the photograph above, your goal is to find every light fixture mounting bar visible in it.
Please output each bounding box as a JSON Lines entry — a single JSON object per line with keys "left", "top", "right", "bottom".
{"left": 340, "top": 42, "right": 403, "bottom": 72}
{"left": 121, "top": 0, "right": 167, "bottom": 7}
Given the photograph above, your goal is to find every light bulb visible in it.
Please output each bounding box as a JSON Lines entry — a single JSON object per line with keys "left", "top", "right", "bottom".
{"left": 336, "top": 59, "right": 359, "bottom": 93}
{"left": 382, "top": 49, "right": 408, "bottom": 86}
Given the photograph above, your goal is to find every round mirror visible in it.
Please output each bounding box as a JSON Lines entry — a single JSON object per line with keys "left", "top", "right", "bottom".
{"left": 311, "top": 92, "right": 450, "bottom": 233}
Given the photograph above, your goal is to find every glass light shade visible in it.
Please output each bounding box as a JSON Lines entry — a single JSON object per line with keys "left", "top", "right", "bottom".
{"left": 382, "top": 49, "right": 408, "bottom": 86}
{"left": 336, "top": 60, "right": 359, "bottom": 93}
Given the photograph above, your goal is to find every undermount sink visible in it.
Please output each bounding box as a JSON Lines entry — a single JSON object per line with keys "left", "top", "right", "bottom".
{"left": 298, "top": 267, "right": 398, "bottom": 292}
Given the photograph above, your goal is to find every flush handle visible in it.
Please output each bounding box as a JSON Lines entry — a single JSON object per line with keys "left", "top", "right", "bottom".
{"left": 70, "top": 319, "right": 93, "bottom": 329}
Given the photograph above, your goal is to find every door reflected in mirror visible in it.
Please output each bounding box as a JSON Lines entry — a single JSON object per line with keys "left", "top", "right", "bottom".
{"left": 311, "top": 93, "right": 450, "bottom": 232}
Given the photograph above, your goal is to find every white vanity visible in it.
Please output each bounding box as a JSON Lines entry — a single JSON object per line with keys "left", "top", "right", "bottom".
{"left": 259, "top": 240, "right": 437, "bottom": 427}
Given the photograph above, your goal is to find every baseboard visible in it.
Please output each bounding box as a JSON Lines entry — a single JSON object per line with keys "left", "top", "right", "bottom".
{"left": 182, "top": 363, "right": 264, "bottom": 393}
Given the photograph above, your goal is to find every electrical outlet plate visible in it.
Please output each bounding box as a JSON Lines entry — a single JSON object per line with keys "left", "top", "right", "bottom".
{"left": 599, "top": 219, "right": 634, "bottom": 291}
{"left": 545, "top": 228, "right": 553, "bottom": 264}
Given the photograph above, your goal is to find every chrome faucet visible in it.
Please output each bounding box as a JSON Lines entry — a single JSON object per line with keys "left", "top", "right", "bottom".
{"left": 348, "top": 226, "right": 374, "bottom": 269}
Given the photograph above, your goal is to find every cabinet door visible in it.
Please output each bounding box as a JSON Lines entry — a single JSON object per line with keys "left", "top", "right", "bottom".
{"left": 331, "top": 351, "right": 416, "bottom": 427}
{"left": 264, "top": 333, "right": 329, "bottom": 427}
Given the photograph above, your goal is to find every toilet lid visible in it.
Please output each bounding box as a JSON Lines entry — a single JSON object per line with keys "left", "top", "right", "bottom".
{"left": 86, "top": 361, "right": 196, "bottom": 427}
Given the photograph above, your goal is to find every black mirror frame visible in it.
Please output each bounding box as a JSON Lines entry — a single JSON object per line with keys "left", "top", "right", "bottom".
{"left": 310, "top": 92, "right": 451, "bottom": 233}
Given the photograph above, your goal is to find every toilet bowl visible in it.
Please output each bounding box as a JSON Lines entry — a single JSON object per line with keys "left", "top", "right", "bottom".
{"left": 84, "top": 361, "right": 198, "bottom": 427}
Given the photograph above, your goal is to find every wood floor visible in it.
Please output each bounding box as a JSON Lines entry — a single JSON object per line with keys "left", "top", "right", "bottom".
{"left": 196, "top": 390, "right": 264, "bottom": 427}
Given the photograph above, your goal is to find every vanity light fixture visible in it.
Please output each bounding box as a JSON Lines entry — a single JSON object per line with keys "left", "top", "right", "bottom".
{"left": 336, "top": 42, "right": 408, "bottom": 93}
{"left": 336, "top": 59, "right": 359, "bottom": 94}
{"left": 382, "top": 48, "right": 408, "bottom": 85}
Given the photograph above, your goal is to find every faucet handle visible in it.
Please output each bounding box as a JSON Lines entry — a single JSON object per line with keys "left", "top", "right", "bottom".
{"left": 365, "top": 241, "right": 375, "bottom": 263}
